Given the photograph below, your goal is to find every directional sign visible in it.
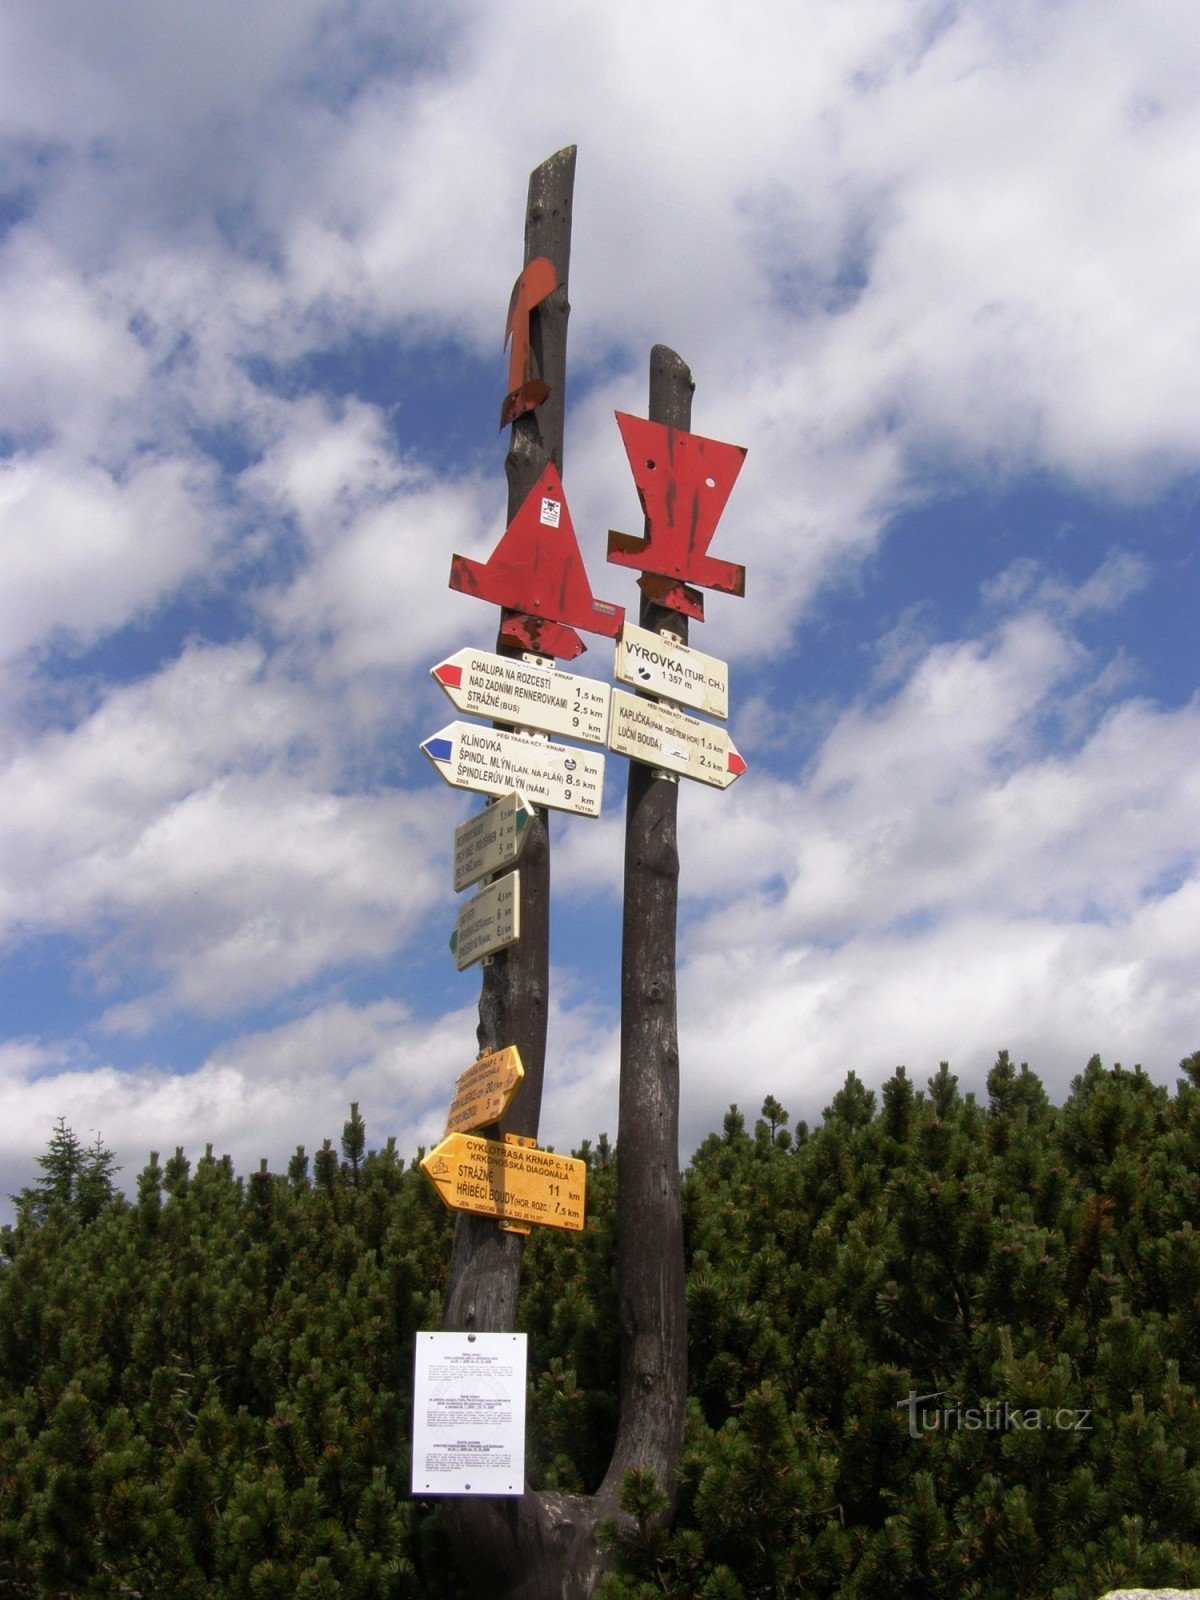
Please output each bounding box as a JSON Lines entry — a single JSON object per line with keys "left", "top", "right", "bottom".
{"left": 432, "top": 649, "right": 611, "bottom": 745}
{"left": 420, "top": 1132, "right": 586, "bottom": 1231}
{"left": 451, "top": 873, "right": 520, "bottom": 970}
{"left": 422, "top": 721, "right": 605, "bottom": 817}
{"left": 445, "top": 1047, "right": 524, "bottom": 1134}
{"left": 608, "top": 689, "right": 746, "bottom": 788}
{"left": 614, "top": 622, "right": 729, "bottom": 719}
{"left": 453, "top": 792, "right": 534, "bottom": 894}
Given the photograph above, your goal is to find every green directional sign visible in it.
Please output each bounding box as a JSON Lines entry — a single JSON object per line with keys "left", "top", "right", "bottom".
{"left": 450, "top": 873, "right": 520, "bottom": 971}
{"left": 453, "top": 791, "right": 534, "bottom": 894}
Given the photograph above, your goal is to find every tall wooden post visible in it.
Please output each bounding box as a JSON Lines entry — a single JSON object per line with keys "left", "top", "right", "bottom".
{"left": 599, "top": 345, "right": 691, "bottom": 1510}
{"left": 439, "top": 147, "right": 591, "bottom": 1600}
{"left": 442, "top": 147, "right": 575, "bottom": 1339}
{"left": 431, "top": 163, "right": 719, "bottom": 1600}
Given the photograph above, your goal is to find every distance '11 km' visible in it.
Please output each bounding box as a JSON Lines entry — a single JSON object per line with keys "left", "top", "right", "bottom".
{"left": 420, "top": 1132, "right": 586, "bottom": 1231}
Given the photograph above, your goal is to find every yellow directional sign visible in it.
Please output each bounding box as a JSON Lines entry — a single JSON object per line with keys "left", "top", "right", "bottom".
{"left": 420, "top": 1132, "right": 586, "bottom": 1231}
{"left": 446, "top": 1046, "right": 524, "bottom": 1134}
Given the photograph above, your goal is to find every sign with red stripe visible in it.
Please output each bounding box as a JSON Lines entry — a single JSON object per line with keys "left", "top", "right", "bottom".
{"left": 432, "top": 649, "right": 610, "bottom": 745}
{"left": 607, "top": 690, "right": 746, "bottom": 789}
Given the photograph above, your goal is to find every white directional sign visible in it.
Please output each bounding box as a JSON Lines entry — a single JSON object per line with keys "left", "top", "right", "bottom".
{"left": 608, "top": 689, "right": 747, "bottom": 789}
{"left": 422, "top": 722, "right": 604, "bottom": 817}
{"left": 614, "top": 622, "right": 729, "bottom": 719}
{"left": 450, "top": 873, "right": 520, "bottom": 970}
{"left": 432, "top": 649, "right": 611, "bottom": 745}
{"left": 453, "top": 792, "right": 535, "bottom": 894}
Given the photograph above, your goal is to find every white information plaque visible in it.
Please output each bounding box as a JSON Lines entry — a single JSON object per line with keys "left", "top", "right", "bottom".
{"left": 411, "top": 1331, "right": 527, "bottom": 1496}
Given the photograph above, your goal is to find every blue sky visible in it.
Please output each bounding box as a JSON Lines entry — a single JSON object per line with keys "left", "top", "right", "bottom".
{"left": 1, "top": 0, "right": 1197, "bottom": 1209}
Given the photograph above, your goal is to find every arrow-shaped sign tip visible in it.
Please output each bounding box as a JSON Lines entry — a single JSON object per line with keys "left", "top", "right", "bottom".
{"left": 422, "top": 734, "right": 454, "bottom": 763}
{"left": 728, "top": 752, "right": 748, "bottom": 777}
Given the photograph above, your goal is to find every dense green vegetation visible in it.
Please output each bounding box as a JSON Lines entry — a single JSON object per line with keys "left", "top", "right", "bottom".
{"left": 2, "top": 1056, "right": 1198, "bottom": 1599}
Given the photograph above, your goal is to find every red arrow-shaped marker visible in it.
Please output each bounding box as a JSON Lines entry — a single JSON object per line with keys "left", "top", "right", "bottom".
{"left": 608, "top": 413, "right": 747, "bottom": 604}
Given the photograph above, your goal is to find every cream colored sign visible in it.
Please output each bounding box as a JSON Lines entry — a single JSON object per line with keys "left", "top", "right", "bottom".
{"left": 422, "top": 722, "right": 605, "bottom": 817}
{"left": 433, "top": 649, "right": 611, "bottom": 745}
{"left": 450, "top": 873, "right": 520, "bottom": 970}
{"left": 453, "top": 792, "right": 534, "bottom": 894}
{"left": 607, "top": 689, "right": 746, "bottom": 788}
{"left": 614, "top": 622, "right": 729, "bottom": 719}
{"left": 446, "top": 1047, "right": 524, "bottom": 1134}
{"left": 420, "top": 1133, "right": 586, "bottom": 1231}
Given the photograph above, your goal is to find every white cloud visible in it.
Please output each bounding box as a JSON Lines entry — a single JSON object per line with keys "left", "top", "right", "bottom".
{"left": 683, "top": 596, "right": 1198, "bottom": 947}
{"left": 0, "top": 997, "right": 474, "bottom": 1216}
{"left": 664, "top": 563, "right": 1199, "bottom": 1139}
{"left": 0, "top": 449, "right": 223, "bottom": 661}
{"left": 675, "top": 884, "right": 1200, "bottom": 1149}
{"left": 247, "top": 395, "right": 500, "bottom": 681}
{"left": 0, "top": 233, "right": 149, "bottom": 449}
{"left": 0, "top": 980, "right": 620, "bottom": 1223}
{"left": 0, "top": 643, "right": 447, "bottom": 1017}
{"left": 0, "top": 2, "right": 329, "bottom": 144}
{"left": 1, "top": 0, "right": 1197, "bottom": 1203}
{"left": 982, "top": 548, "right": 1151, "bottom": 620}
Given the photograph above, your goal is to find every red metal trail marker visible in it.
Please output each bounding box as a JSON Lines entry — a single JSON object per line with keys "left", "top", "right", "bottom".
{"left": 501, "top": 256, "right": 557, "bottom": 428}
{"left": 607, "top": 412, "right": 747, "bottom": 623}
{"left": 449, "top": 462, "right": 623, "bottom": 659}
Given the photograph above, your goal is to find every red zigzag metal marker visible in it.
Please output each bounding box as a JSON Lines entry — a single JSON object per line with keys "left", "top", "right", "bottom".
{"left": 607, "top": 412, "right": 747, "bottom": 623}
{"left": 449, "top": 463, "right": 624, "bottom": 661}
{"left": 500, "top": 257, "right": 557, "bottom": 429}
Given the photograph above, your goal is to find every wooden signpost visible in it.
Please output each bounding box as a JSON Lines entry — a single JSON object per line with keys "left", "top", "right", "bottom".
{"left": 421, "top": 721, "right": 605, "bottom": 816}
{"left": 433, "top": 648, "right": 611, "bottom": 745}
{"left": 418, "top": 149, "right": 750, "bottom": 1600}
{"left": 445, "top": 1046, "right": 525, "bottom": 1134}
{"left": 421, "top": 1132, "right": 586, "bottom": 1232}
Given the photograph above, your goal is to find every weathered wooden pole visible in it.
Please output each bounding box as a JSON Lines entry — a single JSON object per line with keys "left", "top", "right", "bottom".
{"left": 439, "top": 147, "right": 592, "bottom": 1600}
{"left": 442, "top": 146, "right": 575, "bottom": 1340}
{"left": 599, "top": 345, "right": 691, "bottom": 1508}
{"left": 432, "top": 161, "right": 719, "bottom": 1600}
